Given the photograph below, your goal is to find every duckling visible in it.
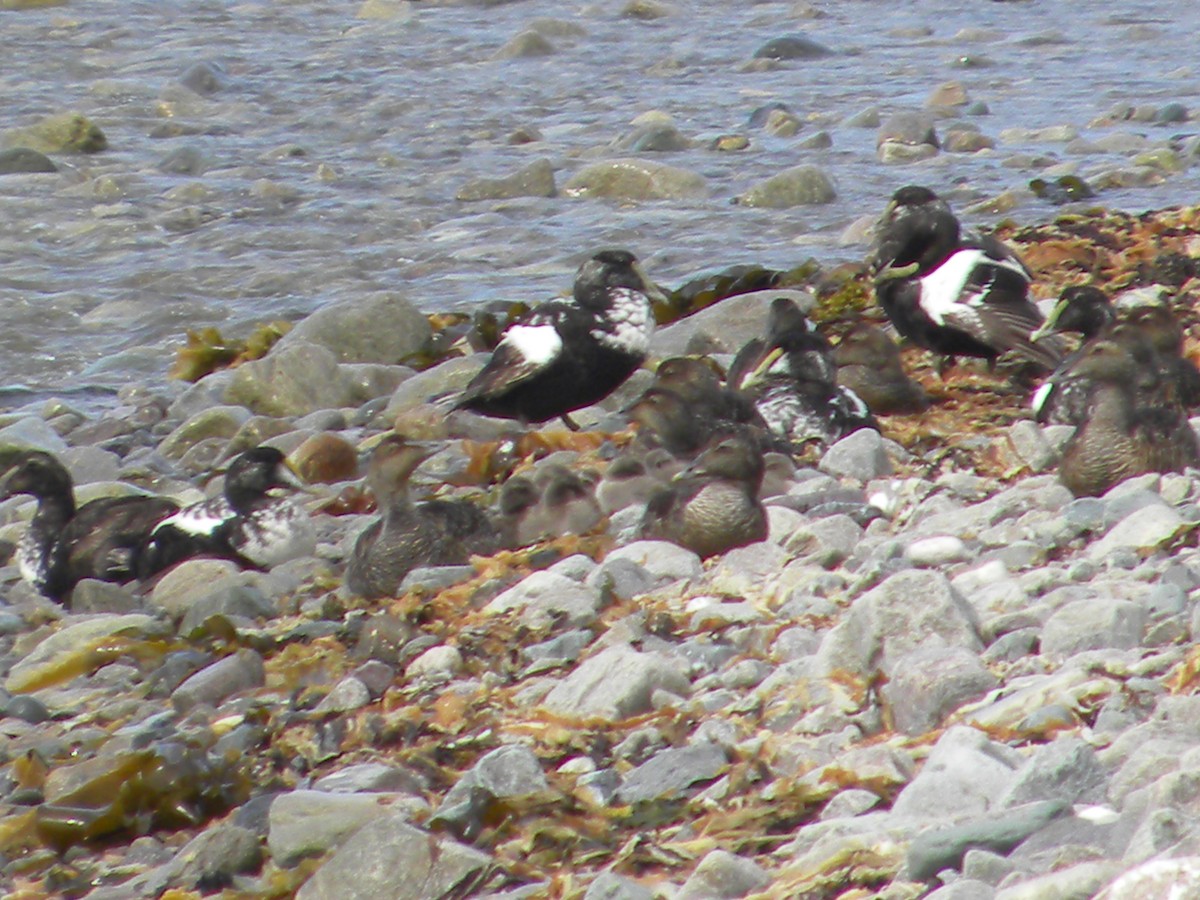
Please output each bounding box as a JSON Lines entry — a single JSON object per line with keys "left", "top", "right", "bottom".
{"left": 0, "top": 450, "right": 178, "bottom": 601}
{"left": 730, "top": 297, "right": 877, "bottom": 454}
{"left": 346, "top": 436, "right": 500, "bottom": 599}
{"left": 639, "top": 431, "right": 768, "bottom": 559}
{"left": 833, "top": 323, "right": 930, "bottom": 415}
{"left": 596, "top": 446, "right": 678, "bottom": 515}
{"left": 496, "top": 463, "right": 603, "bottom": 547}
{"left": 139, "top": 446, "right": 316, "bottom": 577}
{"left": 871, "top": 185, "right": 1064, "bottom": 371}
{"left": 454, "top": 249, "right": 666, "bottom": 428}
{"left": 1057, "top": 339, "right": 1200, "bottom": 497}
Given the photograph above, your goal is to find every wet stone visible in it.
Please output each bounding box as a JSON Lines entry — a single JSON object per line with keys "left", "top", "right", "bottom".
{"left": 753, "top": 33, "right": 834, "bottom": 60}
{"left": 5, "top": 613, "right": 163, "bottom": 694}
{"left": 562, "top": 158, "right": 708, "bottom": 201}
{"left": 736, "top": 164, "right": 836, "bottom": 208}
{"left": 457, "top": 157, "right": 557, "bottom": 201}
{"left": 0, "top": 147, "right": 57, "bottom": 174}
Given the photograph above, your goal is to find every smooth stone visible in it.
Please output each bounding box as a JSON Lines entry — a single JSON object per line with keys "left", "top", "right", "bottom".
{"left": 943, "top": 130, "right": 996, "bottom": 153}
{"left": 268, "top": 790, "right": 405, "bottom": 867}
{"left": 6, "top": 613, "right": 161, "bottom": 693}
{"left": 614, "top": 123, "right": 691, "bottom": 153}
{"left": 151, "top": 559, "right": 245, "bottom": 619}
{"left": 157, "top": 144, "right": 211, "bottom": 175}
{"left": 928, "top": 81, "right": 969, "bottom": 107}
{"left": 892, "top": 726, "right": 1023, "bottom": 819}
{"left": 69, "top": 579, "right": 140, "bottom": 615}
{"left": 296, "top": 815, "right": 490, "bottom": 900}
{"left": 4, "top": 694, "right": 50, "bottom": 723}
{"left": 999, "top": 736, "right": 1107, "bottom": 808}
{"left": 0, "top": 417, "right": 70, "bottom": 454}
{"left": 164, "top": 824, "right": 262, "bottom": 892}
{"left": 313, "top": 763, "right": 425, "bottom": 795}
{"left": 878, "top": 140, "right": 939, "bottom": 163}
{"left": 383, "top": 355, "right": 484, "bottom": 419}
{"left": 224, "top": 342, "right": 358, "bottom": 417}
{"left": 432, "top": 744, "right": 548, "bottom": 834}
{"left": 819, "top": 788, "right": 880, "bottom": 820}
{"left": 0, "top": 147, "right": 57, "bottom": 174}
{"left": 906, "top": 535, "right": 970, "bottom": 567}
{"left": 753, "top": 33, "right": 834, "bottom": 60}
{"left": 677, "top": 848, "right": 770, "bottom": 899}
{"left": 158, "top": 405, "right": 250, "bottom": 460}
{"left": 291, "top": 432, "right": 358, "bottom": 484}
{"left": 736, "top": 164, "right": 836, "bottom": 207}
{"left": 1096, "top": 858, "right": 1200, "bottom": 899}
{"left": 819, "top": 429, "right": 892, "bottom": 482}
{"left": 907, "top": 800, "right": 1069, "bottom": 880}
{"left": 314, "top": 676, "right": 371, "bottom": 713}
{"left": 354, "top": 0, "right": 414, "bottom": 21}
{"left": 562, "top": 158, "right": 708, "bottom": 201}
{"left": 877, "top": 110, "right": 939, "bottom": 148}
{"left": 540, "top": 644, "right": 691, "bottom": 720}
{"left": 171, "top": 649, "right": 265, "bottom": 712}
{"left": 457, "top": 158, "right": 556, "bottom": 201}
{"left": 492, "top": 30, "right": 555, "bottom": 59}
{"left": 650, "top": 289, "right": 814, "bottom": 357}
{"left": 583, "top": 872, "right": 655, "bottom": 900}
{"left": 1041, "top": 598, "right": 1145, "bottom": 658}
{"left": 279, "top": 291, "right": 431, "bottom": 366}
{"left": 926, "top": 880, "right": 997, "bottom": 900}
{"left": 882, "top": 646, "right": 998, "bottom": 735}
{"left": 993, "top": 861, "right": 1121, "bottom": 900}
{"left": 604, "top": 541, "right": 702, "bottom": 585}
{"left": 483, "top": 570, "right": 604, "bottom": 629}
{"left": 4, "top": 111, "right": 107, "bottom": 153}
{"left": 405, "top": 645, "right": 463, "bottom": 681}
{"left": 585, "top": 556, "right": 657, "bottom": 601}
{"left": 615, "top": 742, "right": 728, "bottom": 805}
{"left": 1089, "top": 504, "right": 1184, "bottom": 560}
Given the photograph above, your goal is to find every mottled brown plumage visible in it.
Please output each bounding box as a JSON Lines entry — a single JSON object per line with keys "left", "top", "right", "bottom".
{"left": 346, "top": 436, "right": 499, "bottom": 599}
{"left": 1058, "top": 340, "right": 1200, "bottom": 497}
{"left": 834, "top": 323, "right": 930, "bottom": 415}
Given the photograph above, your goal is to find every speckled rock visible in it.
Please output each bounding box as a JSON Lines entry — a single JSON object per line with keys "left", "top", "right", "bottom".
{"left": 541, "top": 644, "right": 692, "bottom": 720}
{"left": 563, "top": 158, "right": 708, "bottom": 201}
{"left": 5, "top": 111, "right": 107, "bottom": 153}
{"left": 457, "top": 157, "right": 557, "bottom": 200}
{"left": 224, "top": 341, "right": 358, "bottom": 417}
{"left": 0, "top": 147, "right": 57, "bottom": 174}
{"left": 736, "top": 165, "right": 837, "bottom": 207}
{"left": 483, "top": 570, "right": 605, "bottom": 629}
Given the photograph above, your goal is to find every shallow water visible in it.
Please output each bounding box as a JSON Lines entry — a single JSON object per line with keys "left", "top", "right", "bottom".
{"left": 0, "top": 0, "right": 1197, "bottom": 408}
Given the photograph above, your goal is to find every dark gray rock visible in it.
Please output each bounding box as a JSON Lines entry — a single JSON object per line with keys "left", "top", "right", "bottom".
{"left": 753, "top": 34, "right": 835, "bottom": 60}
{"left": 457, "top": 158, "right": 556, "bottom": 201}
{"left": 431, "top": 744, "right": 548, "bottom": 839}
{"left": 0, "top": 147, "right": 57, "bottom": 174}
{"left": 171, "top": 649, "right": 265, "bottom": 713}
{"left": 615, "top": 742, "right": 728, "bottom": 805}
{"left": 165, "top": 824, "right": 262, "bottom": 891}
{"left": 650, "top": 289, "right": 813, "bottom": 357}
{"left": 906, "top": 800, "right": 1069, "bottom": 880}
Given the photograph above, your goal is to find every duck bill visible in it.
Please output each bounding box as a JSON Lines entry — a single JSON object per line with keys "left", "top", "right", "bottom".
{"left": 872, "top": 260, "right": 921, "bottom": 284}
{"left": 1029, "top": 320, "right": 1058, "bottom": 343}
{"left": 740, "top": 346, "right": 785, "bottom": 390}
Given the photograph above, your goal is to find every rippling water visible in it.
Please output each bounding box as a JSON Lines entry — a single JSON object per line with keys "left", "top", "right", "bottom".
{"left": 0, "top": 0, "right": 1196, "bottom": 408}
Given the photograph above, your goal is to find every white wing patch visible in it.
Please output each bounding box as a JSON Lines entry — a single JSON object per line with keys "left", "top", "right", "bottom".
{"left": 1031, "top": 381, "right": 1053, "bottom": 417}
{"left": 502, "top": 324, "right": 563, "bottom": 366}
{"left": 593, "top": 288, "right": 653, "bottom": 354}
{"left": 919, "top": 250, "right": 987, "bottom": 326}
{"left": 155, "top": 498, "right": 231, "bottom": 537}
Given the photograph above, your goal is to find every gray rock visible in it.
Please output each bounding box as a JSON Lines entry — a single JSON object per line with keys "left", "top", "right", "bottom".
{"left": 753, "top": 33, "right": 834, "bottom": 60}
{"left": 926, "top": 881, "right": 997, "bottom": 900}
{"left": 296, "top": 815, "right": 490, "bottom": 900}
{"left": 280, "top": 291, "right": 431, "bottom": 366}
{"left": 816, "top": 569, "right": 983, "bottom": 680}
{"left": 69, "top": 579, "right": 140, "bottom": 614}
{"left": 315, "top": 676, "right": 371, "bottom": 712}
{"left": 0, "top": 147, "right": 57, "bottom": 174}
{"left": 819, "top": 788, "right": 881, "bottom": 820}
{"left": 165, "top": 824, "right": 262, "bottom": 891}
{"left": 1089, "top": 504, "right": 1184, "bottom": 560}
{"left": 736, "top": 165, "right": 837, "bottom": 207}
{"left": 604, "top": 541, "right": 702, "bottom": 585}
{"left": 483, "top": 570, "right": 604, "bottom": 629}
{"left": 172, "top": 649, "right": 266, "bottom": 713}
{"left": 224, "top": 341, "right": 358, "bottom": 416}
{"left": 150, "top": 559, "right": 245, "bottom": 618}
{"left": 892, "top": 727, "right": 1023, "bottom": 818}
{"left": 614, "top": 123, "right": 691, "bottom": 153}
{"left": 1000, "top": 737, "right": 1108, "bottom": 808}
{"left": 179, "top": 60, "right": 228, "bottom": 95}
{"left": 651, "top": 288, "right": 814, "bottom": 357}
{"left": 179, "top": 581, "right": 276, "bottom": 636}
{"left": 819, "top": 429, "right": 892, "bottom": 481}
{"left": 615, "top": 742, "right": 728, "bottom": 805}
{"left": 1041, "top": 598, "right": 1145, "bottom": 658}
{"left": 4, "top": 111, "right": 107, "bottom": 154}
{"left": 906, "top": 800, "right": 1069, "bottom": 880}
{"left": 432, "top": 744, "right": 548, "bottom": 837}
{"left": 0, "top": 416, "right": 69, "bottom": 454}
{"left": 541, "top": 644, "right": 691, "bottom": 720}
{"left": 677, "top": 848, "right": 770, "bottom": 898}
{"left": 1097, "top": 857, "right": 1200, "bottom": 899}
{"left": 583, "top": 872, "right": 655, "bottom": 900}
{"left": 906, "top": 535, "right": 971, "bottom": 567}
{"left": 493, "top": 30, "right": 555, "bottom": 60}
{"left": 157, "top": 144, "right": 211, "bottom": 175}
{"left": 993, "top": 861, "right": 1121, "bottom": 900}
{"left": 563, "top": 158, "right": 708, "bottom": 201}
{"left": 405, "top": 644, "right": 463, "bottom": 681}
{"left": 877, "top": 111, "right": 939, "bottom": 149}
{"left": 586, "top": 556, "right": 656, "bottom": 601}
{"left": 269, "top": 791, "right": 408, "bottom": 867}
{"left": 882, "top": 646, "right": 998, "bottom": 735}
{"left": 383, "top": 355, "right": 485, "bottom": 419}
{"left": 314, "top": 763, "right": 425, "bottom": 795}
{"left": 457, "top": 158, "right": 556, "bottom": 201}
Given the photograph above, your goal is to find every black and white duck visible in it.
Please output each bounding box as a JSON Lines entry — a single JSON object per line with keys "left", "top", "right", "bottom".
{"left": 454, "top": 249, "right": 666, "bottom": 428}
{"left": 871, "top": 185, "right": 1064, "bottom": 371}
{"left": 345, "top": 436, "right": 500, "bottom": 599}
{"left": 639, "top": 430, "right": 769, "bottom": 559}
{"left": 139, "top": 446, "right": 316, "bottom": 577}
{"left": 1, "top": 450, "right": 178, "bottom": 602}
{"left": 729, "top": 296, "right": 877, "bottom": 453}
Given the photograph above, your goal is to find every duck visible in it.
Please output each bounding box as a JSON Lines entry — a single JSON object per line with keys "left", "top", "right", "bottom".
{"left": 1032, "top": 287, "right": 1200, "bottom": 425}
{"left": 454, "top": 249, "right": 666, "bottom": 428}
{"left": 496, "top": 463, "right": 603, "bottom": 547}
{"left": 833, "top": 323, "right": 930, "bottom": 415}
{"left": 345, "top": 435, "right": 500, "bottom": 599}
{"left": 1057, "top": 339, "right": 1200, "bottom": 497}
{"left": 729, "top": 296, "right": 877, "bottom": 454}
{"left": 639, "top": 431, "right": 768, "bottom": 559}
{"left": 0, "top": 450, "right": 178, "bottom": 602}
{"left": 139, "top": 446, "right": 317, "bottom": 577}
{"left": 596, "top": 446, "right": 678, "bottom": 515}
{"left": 871, "top": 185, "right": 1064, "bottom": 371}
{"left": 648, "top": 356, "right": 762, "bottom": 427}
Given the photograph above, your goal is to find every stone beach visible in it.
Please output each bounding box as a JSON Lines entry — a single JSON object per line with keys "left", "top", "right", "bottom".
{"left": 4, "top": 0, "right": 1200, "bottom": 898}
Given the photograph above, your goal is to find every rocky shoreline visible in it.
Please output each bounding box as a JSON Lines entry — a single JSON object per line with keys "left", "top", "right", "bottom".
{"left": 0, "top": 201, "right": 1198, "bottom": 899}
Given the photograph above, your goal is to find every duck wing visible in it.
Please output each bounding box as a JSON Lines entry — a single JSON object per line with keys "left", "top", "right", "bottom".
{"left": 457, "top": 301, "right": 575, "bottom": 403}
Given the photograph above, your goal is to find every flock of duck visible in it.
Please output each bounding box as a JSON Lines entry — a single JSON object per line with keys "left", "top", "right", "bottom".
{"left": 5, "top": 185, "right": 1200, "bottom": 606}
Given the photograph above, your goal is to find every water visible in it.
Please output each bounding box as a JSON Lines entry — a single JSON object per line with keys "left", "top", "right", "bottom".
{"left": 0, "top": 0, "right": 1196, "bottom": 410}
